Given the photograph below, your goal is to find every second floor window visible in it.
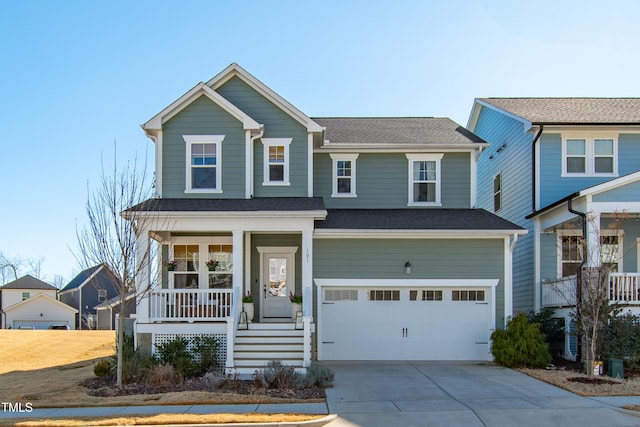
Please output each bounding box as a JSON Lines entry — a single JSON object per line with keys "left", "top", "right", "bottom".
{"left": 183, "top": 135, "right": 224, "bottom": 193}
{"left": 262, "top": 138, "right": 291, "bottom": 185}
{"left": 563, "top": 137, "right": 616, "bottom": 176}
{"left": 330, "top": 153, "right": 358, "bottom": 197}
{"left": 406, "top": 154, "right": 443, "bottom": 206}
{"left": 493, "top": 173, "right": 502, "bottom": 212}
{"left": 98, "top": 289, "right": 107, "bottom": 303}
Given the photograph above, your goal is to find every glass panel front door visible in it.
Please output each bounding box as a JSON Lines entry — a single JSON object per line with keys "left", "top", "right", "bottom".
{"left": 263, "top": 254, "right": 293, "bottom": 318}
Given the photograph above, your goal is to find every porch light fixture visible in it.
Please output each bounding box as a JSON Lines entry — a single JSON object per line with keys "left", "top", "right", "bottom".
{"left": 404, "top": 261, "right": 412, "bottom": 274}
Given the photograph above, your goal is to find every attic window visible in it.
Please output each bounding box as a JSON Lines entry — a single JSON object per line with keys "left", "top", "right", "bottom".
{"left": 22, "top": 292, "right": 30, "bottom": 301}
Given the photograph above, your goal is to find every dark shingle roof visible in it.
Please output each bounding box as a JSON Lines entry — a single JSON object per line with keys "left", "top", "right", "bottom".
{"left": 479, "top": 98, "right": 640, "bottom": 124}
{"left": 316, "top": 209, "right": 524, "bottom": 231}
{"left": 61, "top": 265, "right": 104, "bottom": 292}
{"left": 1, "top": 275, "right": 57, "bottom": 290}
{"left": 313, "top": 117, "right": 487, "bottom": 145}
{"left": 127, "top": 197, "right": 326, "bottom": 212}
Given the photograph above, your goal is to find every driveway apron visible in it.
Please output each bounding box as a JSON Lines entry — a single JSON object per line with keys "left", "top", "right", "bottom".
{"left": 324, "top": 361, "right": 640, "bottom": 427}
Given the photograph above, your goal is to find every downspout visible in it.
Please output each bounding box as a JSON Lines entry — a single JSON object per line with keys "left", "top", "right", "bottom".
{"left": 249, "top": 125, "right": 265, "bottom": 198}
{"left": 531, "top": 125, "right": 544, "bottom": 212}
{"left": 567, "top": 196, "right": 586, "bottom": 362}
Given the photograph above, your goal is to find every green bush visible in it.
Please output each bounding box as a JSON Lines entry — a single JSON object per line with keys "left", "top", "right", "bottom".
{"left": 527, "top": 308, "right": 565, "bottom": 357}
{"left": 600, "top": 311, "right": 640, "bottom": 369}
{"left": 491, "top": 313, "right": 552, "bottom": 368}
{"left": 93, "top": 359, "right": 113, "bottom": 377}
{"left": 192, "top": 335, "right": 220, "bottom": 374}
{"left": 261, "top": 360, "right": 302, "bottom": 389}
{"left": 154, "top": 336, "right": 199, "bottom": 378}
{"left": 302, "top": 362, "right": 335, "bottom": 388}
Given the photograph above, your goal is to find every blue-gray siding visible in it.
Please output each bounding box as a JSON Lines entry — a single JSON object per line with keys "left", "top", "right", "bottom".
{"left": 314, "top": 152, "right": 471, "bottom": 209}
{"left": 314, "top": 238, "right": 507, "bottom": 326}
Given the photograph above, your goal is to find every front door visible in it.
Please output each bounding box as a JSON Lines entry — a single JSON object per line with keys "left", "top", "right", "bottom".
{"left": 262, "top": 253, "right": 294, "bottom": 319}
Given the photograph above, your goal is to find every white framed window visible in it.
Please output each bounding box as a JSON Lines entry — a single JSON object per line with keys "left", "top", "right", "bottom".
{"left": 262, "top": 138, "right": 292, "bottom": 186}
{"left": 98, "top": 289, "right": 107, "bottom": 303}
{"left": 169, "top": 238, "right": 233, "bottom": 290}
{"left": 562, "top": 136, "right": 617, "bottom": 177}
{"left": 183, "top": 135, "right": 224, "bottom": 193}
{"left": 557, "top": 230, "right": 623, "bottom": 277}
{"left": 22, "top": 292, "right": 30, "bottom": 301}
{"left": 330, "top": 153, "right": 358, "bottom": 197}
{"left": 406, "top": 154, "right": 443, "bottom": 206}
{"left": 493, "top": 173, "right": 502, "bottom": 212}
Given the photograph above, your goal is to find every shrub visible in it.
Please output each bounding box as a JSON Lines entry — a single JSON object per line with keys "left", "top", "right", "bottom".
{"left": 93, "top": 359, "right": 113, "bottom": 377}
{"left": 527, "top": 308, "right": 565, "bottom": 358}
{"left": 154, "top": 336, "right": 198, "bottom": 378}
{"left": 192, "top": 335, "right": 220, "bottom": 374}
{"left": 491, "top": 313, "right": 552, "bottom": 368}
{"left": 146, "top": 364, "right": 184, "bottom": 387}
{"left": 600, "top": 311, "right": 640, "bottom": 369}
{"left": 301, "top": 362, "right": 335, "bottom": 388}
{"left": 261, "top": 360, "right": 302, "bottom": 389}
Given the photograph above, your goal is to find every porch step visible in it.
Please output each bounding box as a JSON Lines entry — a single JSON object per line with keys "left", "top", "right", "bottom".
{"left": 231, "top": 323, "right": 305, "bottom": 374}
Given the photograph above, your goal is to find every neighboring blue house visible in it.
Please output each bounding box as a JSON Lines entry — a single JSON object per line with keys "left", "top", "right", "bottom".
{"left": 468, "top": 98, "right": 640, "bottom": 359}
{"left": 128, "top": 63, "right": 525, "bottom": 373}
{"left": 59, "top": 264, "right": 122, "bottom": 329}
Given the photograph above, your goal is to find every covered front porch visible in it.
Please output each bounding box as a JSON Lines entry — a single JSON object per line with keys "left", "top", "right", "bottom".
{"left": 127, "top": 197, "right": 326, "bottom": 372}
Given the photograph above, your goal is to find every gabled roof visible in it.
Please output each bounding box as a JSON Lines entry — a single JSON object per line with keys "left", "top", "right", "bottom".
{"left": 315, "top": 209, "right": 525, "bottom": 233}
{"left": 4, "top": 293, "right": 78, "bottom": 313}
{"left": 127, "top": 197, "right": 326, "bottom": 213}
{"left": 476, "top": 98, "right": 640, "bottom": 125}
{"left": 94, "top": 292, "right": 135, "bottom": 310}
{"left": 1, "top": 275, "right": 57, "bottom": 291}
{"left": 142, "top": 82, "right": 261, "bottom": 137}
{"left": 207, "top": 63, "right": 323, "bottom": 133}
{"left": 314, "top": 117, "right": 487, "bottom": 147}
{"left": 60, "top": 264, "right": 119, "bottom": 294}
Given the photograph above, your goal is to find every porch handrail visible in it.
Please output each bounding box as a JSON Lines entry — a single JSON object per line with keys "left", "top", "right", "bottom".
{"left": 148, "top": 288, "right": 233, "bottom": 322}
{"left": 542, "top": 273, "right": 640, "bottom": 308}
{"left": 225, "top": 286, "right": 242, "bottom": 371}
{"left": 542, "top": 276, "right": 577, "bottom": 307}
{"left": 610, "top": 273, "right": 640, "bottom": 304}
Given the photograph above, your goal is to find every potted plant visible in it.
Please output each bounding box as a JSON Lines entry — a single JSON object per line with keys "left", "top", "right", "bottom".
{"left": 242, "top": 291, "right": 254, "bottom": 322}
{"left": 289, "top": 291, "right": 302, "bottom": 319}
{"left": 164, "top": 260, "right": 177, "bottom": 271}
{"left": 206, "top": 259, "right": 219, "bottom": 271}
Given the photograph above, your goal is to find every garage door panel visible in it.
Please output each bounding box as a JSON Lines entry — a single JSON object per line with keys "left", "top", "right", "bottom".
{"left": 320, "top": 286, "right": 492, "bottom": 361}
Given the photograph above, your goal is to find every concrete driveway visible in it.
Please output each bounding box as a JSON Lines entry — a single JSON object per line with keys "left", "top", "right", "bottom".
{"left": 324, "top": 361, "right": 640, "bottom": 427}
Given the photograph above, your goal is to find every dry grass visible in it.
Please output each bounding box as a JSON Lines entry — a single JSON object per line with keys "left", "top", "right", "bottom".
{"left": 0, "top": 330, "right": 324, "bottom": 425}
{"left": 520, "top": 367, "right": 640, "bottom": 396}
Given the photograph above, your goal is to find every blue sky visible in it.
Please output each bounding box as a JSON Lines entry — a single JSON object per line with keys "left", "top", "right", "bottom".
{"left": 1, "top": 0, "right": 639, "bottom": 284}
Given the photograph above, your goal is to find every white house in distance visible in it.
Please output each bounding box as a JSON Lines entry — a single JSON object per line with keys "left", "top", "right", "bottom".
{"left": 0, "top": 275, "right": 77, "bottom": 329}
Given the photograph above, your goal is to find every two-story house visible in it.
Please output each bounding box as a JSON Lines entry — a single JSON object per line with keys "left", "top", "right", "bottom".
{"left": 130, "top": 63, "right": 525, "bottom": 373}
{"left": 468, "top": 98, "right": 640, "bottom": 359}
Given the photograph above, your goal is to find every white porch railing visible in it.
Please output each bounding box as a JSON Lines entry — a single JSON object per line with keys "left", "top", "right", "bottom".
{"left": 149, "top": 289, "right": 233, "bottom": 322}
{"left": 542, "top": 273, "right": 640, "bottom": 308}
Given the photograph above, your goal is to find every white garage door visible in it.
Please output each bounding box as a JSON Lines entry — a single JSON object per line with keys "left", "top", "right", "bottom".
{"left": 319, "top": 286, "right": 493, "bottom": 361}
{"left": 13, "top": 320, "right": 69, "bottom": 330}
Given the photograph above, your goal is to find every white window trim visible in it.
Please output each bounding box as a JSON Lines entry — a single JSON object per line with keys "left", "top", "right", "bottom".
{"left": 556, "top": 229, "right": 624, "bottom": 277}
{"left": 406, "top": 153, "right": 443, "bottom": 206}
{"left": 262, "top": 138, "right": 292, "bottom": 186}
{"left": 168, "top": 237, "right": 233, "bottom": 290}
{"left": 561, "top": 135, "right": 618, "bottom": 177}
{"left": 183, "top": 135, "right": 224, "bottom": 193}
{"left": 330, "top": 153, "right": 358, "bottom": 197}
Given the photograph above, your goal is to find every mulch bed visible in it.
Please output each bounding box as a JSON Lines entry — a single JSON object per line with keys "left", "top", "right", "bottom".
{"left": 567, "top": 376, "right": 620, "bottom": 385}
{"left": 80, "top": 375, "right": 326, "bottom": 400}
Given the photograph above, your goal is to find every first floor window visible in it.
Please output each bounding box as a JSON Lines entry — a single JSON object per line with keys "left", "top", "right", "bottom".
{"left": 169, "top": 241, "right": 233, "bottom": 290}
{"left": 183, "top": 135, "right": 224, "bottom": 192}
{"left": 262, "top": 138, "right": 291, "bottom": 185}
{"left": 406, "top": 154, "right": 443, "bottom": 205}
{"left": 330, "top": 153, "right": 358, "bottom": 197}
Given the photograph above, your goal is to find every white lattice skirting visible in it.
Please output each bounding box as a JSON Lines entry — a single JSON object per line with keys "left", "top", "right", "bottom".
{"left": 153, "top": 333, "right": 227, "bottom": 367}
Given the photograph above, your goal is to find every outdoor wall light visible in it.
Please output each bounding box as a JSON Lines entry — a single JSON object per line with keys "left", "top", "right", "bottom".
{"left": 404, "top": 261, "right": 412, "bottom": 274}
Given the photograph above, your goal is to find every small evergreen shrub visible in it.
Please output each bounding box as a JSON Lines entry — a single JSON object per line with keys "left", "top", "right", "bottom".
{"left": 261, "top": 360, "right": 302, "bottom": 389}
{"left": 527, "top": 308, "right": 565, "bottom": 358}
{"left": 600, "top": 311, "right": 640, "bottom": 370}
{"left": 154, "top": 336, "right": 198, "bottom": 378}
{"left": 301, "top": 362, "right": 335, "bottom": 388}
{"left": 192, "top": 335, "right": 220, "bottom": 374}
{"left": 491, "top": 313, "right": 552, "bottom": 368}
{"left": 93, "top": 359, "right": 113, "bottom": 377}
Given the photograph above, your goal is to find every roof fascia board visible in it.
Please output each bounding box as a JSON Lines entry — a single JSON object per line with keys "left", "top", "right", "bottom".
{"left": 579, "top": 170, "right": 640, "bottom": 198}
{"left": 142, "top": 83, "right": 260, "bottom": 134}
{"left": 472, "top": 99, "right": 534, "bottom": 133}
{"left": 123, "top": 210, "right": 328, "bottom": 221}
{"left": 313, "top": 229, "right": 527, "bottom": 239}
{"left": 4, "top": 293, "right": 79, "bottom": 313}
{"left": 316, "top": 144, "right": 487, "bottom": 152}
{"left": 207, "top": 63, "right": 323, "bottom": 133}
{"left": 537, "top": 124, "right": 640, "bottom": 133}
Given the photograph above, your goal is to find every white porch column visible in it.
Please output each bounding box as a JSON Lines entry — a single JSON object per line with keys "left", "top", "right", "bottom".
{"left": 301, "top": 229, "right": 313, "bottom": 317}
{"left": 135, "top": 230, "right": 151, "bottom": 323}
{"left": 232, "top": 230, "right": 244, "bottom": 292}
{"left": 586, "top": 212, "right": 601, "bottom": 267}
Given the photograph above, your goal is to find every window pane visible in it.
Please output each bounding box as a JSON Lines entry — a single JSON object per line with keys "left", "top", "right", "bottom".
{"left": 269, "top": 164, "right": 284, "bottom": 181}
{"left": 566, "top": 139, "right": 586, "bottom": 155}
{"left": 594, "top": 139, "right": 613, "bottom": 155}
{"left": 337, "top": 177, "right": 351, "bottom": 193}
{"left": 193, "top": 168, "right": 216, "bottom": 189}
{"left": 269, "top": 146, "right": 285, "bottom": 162}
{"left": 414, "top": 183, "right": 435, "bottom": 202}
{"left": 595, "top": 157, "right": 613, "bottom": 173}
{"left": 567, "top": 157, "right": 585, "bottom": 173}
{"left": 192, "top": 143, "right": 216, "bottom": 167}
{"left": 337, "top": 160, "right": 351, "bottom": 177}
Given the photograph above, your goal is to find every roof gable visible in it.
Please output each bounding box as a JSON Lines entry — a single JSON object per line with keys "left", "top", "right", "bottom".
{"left": 207, "top": 63, "right": 322, "bottom": 133}
{"left": 142, "top": 82, "right": 261, "bottom": 137}
{"left": 476, "top": 98, "right": 640, "bottom": 125}
{"left": 60, "top": 264, "right": 104, "bottom": 293}
{"left": 4, "top": 293, "right": 78, "bottom": 313}
{"left": 1, "top": 275, "right": 57, "bottom": 291}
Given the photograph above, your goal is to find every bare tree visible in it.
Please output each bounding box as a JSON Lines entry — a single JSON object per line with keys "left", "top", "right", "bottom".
{"left": 74, "top": 146, "right": 156, "bottom": 386}
{"left": 0, "top": 252, "right": 23, "bottom": 284}
{"left": 549, "top": 211, "right": 627, "bottom": 375}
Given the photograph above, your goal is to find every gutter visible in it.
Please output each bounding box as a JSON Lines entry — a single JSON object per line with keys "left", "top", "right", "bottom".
{"left": 567, "top": 196, "right": 586, "bottom": 362}
{"left": 530, "top": 125, "right": 544, "bottom": 212}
